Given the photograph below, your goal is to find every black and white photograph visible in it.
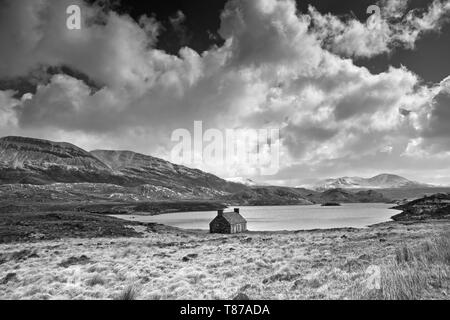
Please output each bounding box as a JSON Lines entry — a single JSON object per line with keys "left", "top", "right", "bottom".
{"left": 0, "top": 0, "right": 449, "bottom": 305}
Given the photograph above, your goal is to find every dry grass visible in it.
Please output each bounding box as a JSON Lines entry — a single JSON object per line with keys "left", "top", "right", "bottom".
{"left": 86, "top": 274, "right": 106, "bottom": 287}
{"left": 0, "top": 221, "right": 448, "bottom": 300}
{"left": 353, "top": 232, "right": 450, "bottom": 300}
{"left": 116, "top": 285, "right": 139, "bottom": 300}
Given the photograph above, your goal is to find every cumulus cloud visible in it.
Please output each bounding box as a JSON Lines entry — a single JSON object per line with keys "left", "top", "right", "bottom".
{"left": 0, "top": 0, "right": 161, "bottom": 87}
{"left": 403, "top": 77, "right": 450, "bottom": 154}
{"left": 0, "top": 90, "right": 19, "bottom": 132}
{"left": 219, "top": 0, "right": 322, "bottom": 71}
{"left": 0, "top": 0, "right": 449, "bottom": 183}
{"left": 309, "top": 0, "right": 450, "bottom": 58}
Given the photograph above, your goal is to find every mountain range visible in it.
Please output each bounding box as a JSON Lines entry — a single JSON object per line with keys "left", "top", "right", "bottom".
{"left": 313, "top": 174, "right": 431, "bottom": 191}
{"left": 0, "top": 136, "right": 246, "bottom": 197}
{"left": 0, "top": 136, "right": 420, "bottom": 205}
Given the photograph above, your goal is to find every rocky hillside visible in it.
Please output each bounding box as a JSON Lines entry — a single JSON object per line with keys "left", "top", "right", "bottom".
{"left": 91, "top": 150, "right": 246, "bottom": 194}
{"left": 0, "top": 137, "right": 247, "bottom": 197}
{"left": 0, "top": 136, "right": 394, "bottom": 205}
{"left": 308, "top": 189, "right": 390, "bottom": 204}
{"left": 223, "top": 187, "right": 390, "bottom": 205}
{"left": 223, "top": 186, "right": 316, "bottom": 205}
{"left": 0, "top": 136, "right": 123, "bottom": 185}
{"left": 314, "top": 174, "right": 429, "bottom": 191}
{"left": 392, "top": 193, "right": 450, "bottom": 221}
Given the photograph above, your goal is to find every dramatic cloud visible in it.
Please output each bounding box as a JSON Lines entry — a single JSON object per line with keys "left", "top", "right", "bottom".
{"left": 310, "top": 0, "right": 450, "bottom": 58}
{"left": 0, "top": 0, "right": 449, "bottom": 184}
{"left": 0, "top": 90, "right": 19, "bottom": 133}
{"left": 403, "top": 77, "right": 450, "bottom": 154}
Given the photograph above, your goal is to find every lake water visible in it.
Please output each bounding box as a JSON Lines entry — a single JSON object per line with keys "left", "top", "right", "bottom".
{"left": 113, "top": 203, "right": 400, "bottom": 231}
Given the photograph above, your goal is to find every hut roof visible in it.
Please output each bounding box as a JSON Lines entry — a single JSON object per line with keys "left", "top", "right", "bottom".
{"left": 217, "top": 211, "right": 247, "bottom": 225}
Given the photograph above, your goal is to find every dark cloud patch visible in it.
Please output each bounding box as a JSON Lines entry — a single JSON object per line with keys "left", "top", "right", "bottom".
{"left": 399, "top": 107, "right": 412, "bottom": 116}
{"left": 334, "top": 94, "right": 394, "bottom": 120}
{"left": 423, "top": 86, "right": 450, "bottom": 139}
{"left": 283, "top": 122, "right": 339, "bottom": 158}
{"left": 50, "top": 66, "right": 103, "bottom": 91}
{"left": 0, "top": 65, "right": 102, "bottom": 98}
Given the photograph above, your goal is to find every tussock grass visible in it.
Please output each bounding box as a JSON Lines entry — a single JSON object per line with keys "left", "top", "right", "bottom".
{"left": 353, "top": 232, "right": 450, "bottom": 300}
{"left": 86, "top": 274, "right": 105, "bottom": 287}
{"left": 116, "top": 285, "right": 139, "bottom": 300}
{"left": 419, "top": 232, "right": 450, "bottom": 265}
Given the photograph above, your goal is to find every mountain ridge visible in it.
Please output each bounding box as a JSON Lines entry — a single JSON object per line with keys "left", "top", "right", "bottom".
{"left": 0, "top": 136, "right": 120, "bottom": 185}
{"left": 0, "top": 136, "right": 394, "bottom": 204}
{"left": 91, "top": 149, "right": 247, "bottom": 194}
{"left": 313, "top": 173, "right": 431, "bottom": 191}
{"left": 0, "top": 136, "right": 246, "bottom": 195}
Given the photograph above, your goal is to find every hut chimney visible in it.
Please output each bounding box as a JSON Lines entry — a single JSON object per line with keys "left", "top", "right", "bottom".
{"left": 218, "top": 209, "right": 224, "bottom": 216}
{"left": 234, "top": 208, "right": 240, "bottom": 213}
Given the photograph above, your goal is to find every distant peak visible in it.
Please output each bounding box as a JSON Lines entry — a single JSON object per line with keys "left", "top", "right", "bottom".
{"left": 314, "top": 173, "right": 430, "bottom": 190}
{"left": 371, "top": 173, "right": 403, "bottom": 178}
{"left": 226, "top": 177, "right": 268, "bottom": 186}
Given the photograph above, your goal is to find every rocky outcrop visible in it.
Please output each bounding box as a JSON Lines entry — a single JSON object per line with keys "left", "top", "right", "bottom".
{"left": 0, "top": 136, "right": 125, "bottom": 185}
{"left": 392, "top": 193, "right": 450, "bottom": 221}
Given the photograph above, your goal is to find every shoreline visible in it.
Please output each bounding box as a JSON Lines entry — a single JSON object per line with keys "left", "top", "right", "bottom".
{"left": 115, "top": 216, "right": 438, "bottom": 237}
{"left": 110, "top": 202, "right": 400, "bottom": 235}
{"left": 0, "top": 203, "right": 399, "bottom": 245}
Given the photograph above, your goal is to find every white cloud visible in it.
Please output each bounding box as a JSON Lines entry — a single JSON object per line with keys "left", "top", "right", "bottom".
{"left": 0, "top": 0, "right": 449, "bottom": 183}
{"left": 404, "top": 77, "right": 450, "bottom": 154}
{"left": 309, "top": 0, "right": 450, "bottom": 58}
{"left": 0, "top": 90, "right": 19, "bottom": 133}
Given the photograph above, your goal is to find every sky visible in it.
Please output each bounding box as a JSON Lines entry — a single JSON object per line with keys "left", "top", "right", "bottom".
{"left": 0, "top": 0, "right": 450, "bottom": 186}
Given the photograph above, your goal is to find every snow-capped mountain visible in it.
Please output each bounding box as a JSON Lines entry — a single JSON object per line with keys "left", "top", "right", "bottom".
{"left": 314, "top": 174, "right": 431, "bottom": 191}
{"left": 225, "top": 177, "right": 268, "bottom": 186}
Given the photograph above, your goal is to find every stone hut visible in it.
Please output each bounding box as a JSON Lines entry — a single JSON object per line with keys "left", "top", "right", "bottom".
{"left": 209, "top": 208, "right": 247, "bottom": 234}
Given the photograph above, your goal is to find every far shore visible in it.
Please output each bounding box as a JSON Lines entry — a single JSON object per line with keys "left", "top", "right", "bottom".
{"left": 109, "top": 202, "right": 400, "bottom": 234}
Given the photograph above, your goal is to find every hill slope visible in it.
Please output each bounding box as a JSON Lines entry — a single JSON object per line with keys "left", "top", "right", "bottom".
{"left": 392, "top": 193, "right": 450, "bottom": 221}
{"left": 0, "top": 136, "right": 121, "bottom": 185}
{"left": 308, "top": 189, "right": 390, "bottom": 204}
{"left": 0, "top": 136, "right": 248, "bottom": 198}
{"left": 91, "top": 150, "right": 247, "bottom": 194}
